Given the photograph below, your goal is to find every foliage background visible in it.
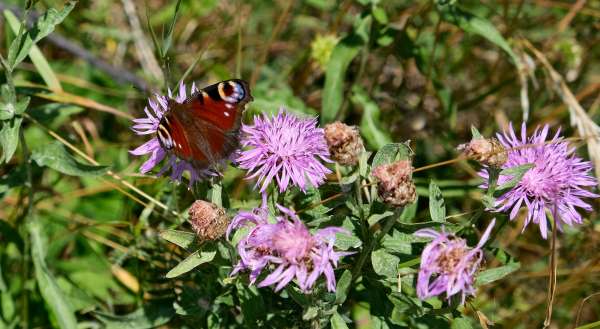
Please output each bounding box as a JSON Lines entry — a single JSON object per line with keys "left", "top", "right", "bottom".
{"left": 0, "top": 0, "right": 599, "bottom": 328}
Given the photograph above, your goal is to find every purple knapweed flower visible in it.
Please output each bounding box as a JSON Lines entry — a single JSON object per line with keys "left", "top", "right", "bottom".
{"left": 130, "top": 82, "right": 216, "bottom": 186}
{"left": 415, "top": 219, "right": 495, "bottom": 304}
{"left": 236, "top": 108, "right": 332, "bottom": 192}
{"left": 480, "top": 123, "right": 598, "bottom": 239}
{"left": 227, "top": 204, "right": 352, "bottom": 292}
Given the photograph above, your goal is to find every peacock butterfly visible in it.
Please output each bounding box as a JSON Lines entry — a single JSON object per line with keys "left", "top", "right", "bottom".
{"left": 156, "top": 79, "right": 253, "bottom": 170}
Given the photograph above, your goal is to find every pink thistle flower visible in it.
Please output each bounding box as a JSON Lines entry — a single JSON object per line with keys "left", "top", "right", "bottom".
{"left": 480, "top": 123, "right": 598, "bottom": 239}
{"left": 236, "top": 108, "right": 332, "bottom": 192}
{"left": 415, "top": 219, "right": 495, "bottom": 304}
{"left": 227, "top": 204, "right": 352, "bottom": 292}
{"left": 130, "top": 82, "right": 216, "bottom": 186}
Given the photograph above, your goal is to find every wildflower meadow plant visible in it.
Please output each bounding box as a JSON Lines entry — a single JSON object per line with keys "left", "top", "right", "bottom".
{"left": 236, "top": 109, "right": 332, "bottom": 193}
{"left": 227, "top": 203, "right": 352, "bottom": 292}
{"left": 415, "top": 219, "right": 496, "bottom": 304}
{"left": 480, "top": 123, "right": 598, "bottom": 238}
{"left": 7, "top": 2, "right": 600, "bottom": 328}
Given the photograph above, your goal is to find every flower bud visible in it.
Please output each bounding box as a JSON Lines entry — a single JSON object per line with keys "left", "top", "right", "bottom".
{"left": 457, "top": 137, "right": 507, "bottom": 167}
{"left": 188, "top": 200, "right": 229, "bottom": 241}
{"left": 372, "top": 160, "right": 417, "bottom": 207}
{"left": 324, "top": 122, "right": 365, "bottom": 166}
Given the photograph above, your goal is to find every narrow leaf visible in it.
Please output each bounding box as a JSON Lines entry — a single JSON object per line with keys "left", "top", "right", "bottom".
{"left": 0, "top": 117, "right": 22, "bottom": 164}
{"left": 335, "top": 270, "right": 352, "bottom": 304}
{"left": 29, "top": 220, "right": 77, "bottom": 329}
{"left": 159, "top": 230, "right": 196, "bottom": 250}
{"left": 436, "top": 2, "right": 519, "bottom": 64}
{"left": 476, "top": 262, "right": 520, "bottom": 286}
{"left": 4, "top": 11, "right": 62, "bottom": 91}
{"left": 371, "top": 249, "right": 399, "bottom": 279}
{"left": 321, "top": 16, "right": 370, "bottom": 123}
{"left": 330, "top": 311, "right": 350, "bottom": 329}
{"left": 166, "top": 249, "right": 216, "bottom": 278}
{"left": 428, "top": 181, "right": 446, "bottom": 222}
{"left": 31, "top": 142, "right": 109, "bottom": 176}
{"left": 353, "top": 86, "right": 392, "bottom": 149}
{"left": 7, "top": 2, "right": 76, "bottom": 69}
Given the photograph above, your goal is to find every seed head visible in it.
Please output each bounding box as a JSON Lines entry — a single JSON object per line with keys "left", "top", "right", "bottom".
{"left": 458, "top": 137, "right": 507, "bottom": 167}
{"left": 324, "top": 122, "right": 365, "bottom": 166}
{"left": 372, "top": 160, "right": 417, "bottom": 207}
{"left": 188, "top": 200, "right": 229, "bottom": 241}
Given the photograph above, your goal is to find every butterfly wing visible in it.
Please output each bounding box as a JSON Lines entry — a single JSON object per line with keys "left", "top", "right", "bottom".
{"left": 157, "top": 79, "right": 252, "bottom": 170}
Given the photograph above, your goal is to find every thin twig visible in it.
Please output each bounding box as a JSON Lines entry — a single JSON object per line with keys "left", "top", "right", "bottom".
{"left": 543, "top": 211, "right": 558, "bottom": 328}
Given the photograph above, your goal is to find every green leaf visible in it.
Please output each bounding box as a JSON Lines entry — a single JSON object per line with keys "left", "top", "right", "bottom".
{"left": 6, "top": 2, "right": 76, "bottom": 69}
{"left": 476, "top": 262, "right": 520, "bottom": 286}
{"left": 451, "top": 317, "right": 474, "bottom": 329}
{"left": 436, "top": 1, "right": 519, "bottom": 65}
{"left": 371, "top": 143, "right": 412, "bottom": 168}
{"left": 334, "top": 232, "right": 362, "bottom": 250}
{"left": 497, "top": 164, "right": 534, "bottom": 190}
{"left": 29, "top": 220, "right": 78, "bottom": 329}
{"left": 335, "top": 270, "right": 352, "bottom": 304}
{"left": 330, "top": 311, "right": 350, "bottom": 329}
{"left": 399, "top": 196, "right": 418, "bottom": 223}
{"left": 470, "top": 125, "right": 483, "bottom": 139}
{"left": 371, "top": 249, "right": 399, "bottom": 279}
{"left": 94, "top": 301, "right": 174, "bottom": 329}
{"left": 166, "top": 248, "right": 217, "bottom": 278}
{"left": 0, "top": 117, "right": 22, "bottom": 163}
{"left": 352, "top": 86, "right": 392, "bottom": 149}
{"left": 31, "top": 142, "right": 109, "bottom": 176}
{"left": 367, "top": 211, "right": 394, "bottom": 227}
{"left": 321, "top": 16, "right": 371, "bottom": 123}
{"left": 4, "top": 11, "right": 62, "bottom": 91}
{"left": 159, "top": 230, "right": 196, "bottom": 250}
{"left": 428, "top": 181, "right": 446, "bottom": 222}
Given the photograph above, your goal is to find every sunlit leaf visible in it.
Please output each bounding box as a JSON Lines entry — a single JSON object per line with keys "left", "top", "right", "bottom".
{"left": 476, "top": 262, "right": 520, "bottom": 286}
{"left": 0, "top": 117, "right": 22, "bottom": 163}
{"left": 428, "top": 181, "right": 446, "bottom": 222}
{"left": 166, "top": 248, "right": 217, "bottom": 278}
{"left": 31, "top": 142, "right": 109, "bottom": 176}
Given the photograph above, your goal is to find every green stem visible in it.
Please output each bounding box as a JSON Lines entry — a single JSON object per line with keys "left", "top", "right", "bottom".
{"left": 351, "top": 208, "right": 401, "bottom": 281}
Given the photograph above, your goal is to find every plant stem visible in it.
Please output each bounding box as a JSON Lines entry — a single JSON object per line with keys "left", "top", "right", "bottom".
{"left": 351, "top": 208, "right": 401, "bottom": 281}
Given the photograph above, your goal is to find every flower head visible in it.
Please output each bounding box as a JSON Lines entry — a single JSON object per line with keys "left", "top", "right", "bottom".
{"left": 228, "top": 204, "right": 352, "bottom": 292}
{"left": 458, "top": 137, "right": 507, "bottom": 167}
{"left": 372, "top": 160, "right": 417, "bottom": 207}
{"left": 324, "top": 121, "right": 365, "bottom": 166}
{"left": 416, "top": 219, "right": 495, "bottom": 304}
{"left": 130, "top": 82, "right": 216, "bottom": 186}
{"left": 236, "top": 109, "right": 332, "bottom": 192}
{"left": 480, "top": 123, "right": 598, "bottom": 239}
{"left": 188, "top": 200, "right": 229, "bottom": 241}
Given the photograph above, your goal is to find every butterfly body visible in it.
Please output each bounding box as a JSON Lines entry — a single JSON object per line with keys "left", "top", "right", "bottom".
{"left": 157, "top": 79, "right": 252, "bottom": 170}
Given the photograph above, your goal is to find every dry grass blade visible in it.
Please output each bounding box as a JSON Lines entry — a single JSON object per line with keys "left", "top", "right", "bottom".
{"left": 121, "top": 0, "right": 163, "bottom": 81}
{"left": 17, "top": 81, "right": 134, "bottom": 119}
{"left": 522, "top": 39, "right": 600, "bottom": 178}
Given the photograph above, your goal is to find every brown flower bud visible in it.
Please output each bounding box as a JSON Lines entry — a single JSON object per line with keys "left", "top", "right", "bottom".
{"left": 457, "top": 137, "right": 507, "bottom": 167}
{"left": 372, "top": 160, "right": 417, "bottom": 207}
{"left": 188, "top": 200, "right": 229, "bottom": 241}
{"left": 324, "top": 121, "right": 365, "bottom": 166}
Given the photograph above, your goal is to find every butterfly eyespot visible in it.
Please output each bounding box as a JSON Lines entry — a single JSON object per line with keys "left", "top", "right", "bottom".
{"left": 219, "top": 81, "right": 245, "bottom": 104}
